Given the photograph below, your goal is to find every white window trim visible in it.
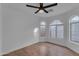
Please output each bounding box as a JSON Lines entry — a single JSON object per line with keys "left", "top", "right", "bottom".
{"left": 69, "top": 16, "right": 79, "bottom": 44}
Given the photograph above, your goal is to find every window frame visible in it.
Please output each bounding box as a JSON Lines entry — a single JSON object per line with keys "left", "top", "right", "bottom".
{"left": 69, "top": 16, "right": 79, "bottom": 43}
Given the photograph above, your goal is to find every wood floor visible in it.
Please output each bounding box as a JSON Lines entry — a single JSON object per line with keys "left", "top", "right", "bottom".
{"left": 4, "top": 42, "right": 79, "bottom": 56}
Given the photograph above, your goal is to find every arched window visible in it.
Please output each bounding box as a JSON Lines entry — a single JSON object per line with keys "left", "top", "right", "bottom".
{"left": 40, "top": 21, "right": 46, "bottom": 37}
{"left": 49, "top": 20, "right": 64, "bottom": 39}
{"left": 69, "top": 16, "right": 79, "bottom": 42}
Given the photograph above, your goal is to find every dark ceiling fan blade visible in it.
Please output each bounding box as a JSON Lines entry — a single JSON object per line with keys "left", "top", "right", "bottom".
{"left": 26, "top": 5, "right": 39, "bottom": 8}
{"left": 44, "top": 3, "right": 58, "bottom": 8}
{"left": 43, "top": 9, "right": 48, "bottom": 13}
{"left": 35, "top": 9, "right": 40, "bottom": 14}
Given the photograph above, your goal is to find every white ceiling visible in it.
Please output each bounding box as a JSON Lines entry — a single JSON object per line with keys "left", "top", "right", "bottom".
{"left": 2, "top": 3, "right": 79, "bottom": 17}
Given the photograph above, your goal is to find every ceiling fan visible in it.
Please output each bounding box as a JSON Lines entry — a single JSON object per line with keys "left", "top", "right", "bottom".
{"left": 26, "top": 3, "right": 58, "bottom": 14}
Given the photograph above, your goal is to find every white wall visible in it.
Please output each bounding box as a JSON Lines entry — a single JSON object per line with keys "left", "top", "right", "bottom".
{"left": 38, "top": 7, "right": 79, "bottom": 53}
{"left": 1, "top": 4, "right": 39, "bottom": 55}
{"left": 0, "top": 4, "right": 2, "bottom": 55}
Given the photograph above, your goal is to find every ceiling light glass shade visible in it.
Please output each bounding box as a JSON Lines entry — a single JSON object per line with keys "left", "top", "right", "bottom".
{"left": 40, "top": 21, "right": 46, "bottom": 25}
{"left": 39, "top": 10, "right": 44, "bottom": 13}
{"left": 34, "top": 28, "right": 39, "bottom": 33}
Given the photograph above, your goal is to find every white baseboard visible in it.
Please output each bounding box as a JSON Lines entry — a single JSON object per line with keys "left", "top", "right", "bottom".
{"left": 42, "top": 41, "right": 79, "bottom": 54}
{"left": 0, "top": 41, "right": 39, "bottom": 56}
{"left": 67, "top": 46, "right": 79, "bottom": 54}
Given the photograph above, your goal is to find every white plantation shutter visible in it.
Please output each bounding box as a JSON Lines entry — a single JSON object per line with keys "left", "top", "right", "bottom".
{"left": 40, "top": 22, "right": 47, "bottom": 37}
{"left": 57, "top": 25, "right": 64, "bottom": 39}
{"left": 49, "top": 20, "right": 64, "bottom": 39}
{"left": 71, "top": 23, "right": 79, "bottom": 42}
{"left": 70, "top": 16, "right": 79, "bottom": 42}
{"left": 50, "top": 26, "right": 56, "bottom": 38}
{"left": 40, "top": 25, "right": 46, "bottom": 37}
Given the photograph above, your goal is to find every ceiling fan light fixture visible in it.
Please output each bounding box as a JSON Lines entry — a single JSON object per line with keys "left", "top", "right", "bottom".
{"left": 26, "top": 3, "right": 58, "bottom": 14}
